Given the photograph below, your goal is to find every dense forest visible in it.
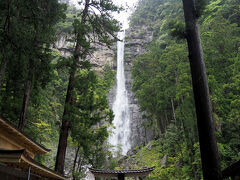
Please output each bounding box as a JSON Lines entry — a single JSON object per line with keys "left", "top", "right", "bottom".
{"left": 0, "top": 0, "right": 120, "bottom": 179}
{"left": 0, "top": 0, "right": 239, "bottom": 179}
{"left": 127, "top": 0, "right": 240, "bottom": 179}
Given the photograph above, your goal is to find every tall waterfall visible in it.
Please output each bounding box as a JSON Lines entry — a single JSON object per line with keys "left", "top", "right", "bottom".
{"left": 109, "top": 31, "right": 131, "bottom": 155}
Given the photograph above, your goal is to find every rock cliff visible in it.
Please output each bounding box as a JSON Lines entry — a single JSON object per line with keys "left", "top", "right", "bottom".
{"left": 124, "top": 26, "right": 154, "bottom": 150}
{"left": 55, "top": 35, "right": 116, "bottom": 72}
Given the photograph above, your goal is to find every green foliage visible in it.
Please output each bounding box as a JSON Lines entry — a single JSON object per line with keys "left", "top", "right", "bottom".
{"left": 168, "top": 20, "right": 186, "bottom": 39}
{"left": 129, "top": 0, "right": 240, "bottom": 178}
{"left": 69, "top": 68, "right": 115, "bottom": 177}
{"left": 0, "top": 0, "right": 67, "bottom": 168}
{"left": 195, "top": 0, "right": 208, "bottom": 17}
{"left": 0, "top": 0, "right": 66, "bottom": 122}
{"left": 117, "top": 139, "right": 203, "bottom": 179}
{"left": 54, "top": 0, "right": 122, "bottom": 174}
{"left": 0, "top": 0, "right": 119, "bottom": 172}
{"left": 103, "top": 64, "right": 116, "bottom": 90}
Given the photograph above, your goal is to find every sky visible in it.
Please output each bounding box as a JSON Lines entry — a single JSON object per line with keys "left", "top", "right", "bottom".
{"left": 70, "top": 0, "right": 138, "bottom": 29}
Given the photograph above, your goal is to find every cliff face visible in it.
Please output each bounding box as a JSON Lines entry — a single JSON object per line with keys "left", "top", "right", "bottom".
{"left": 55, "top": 35, "right": 116, "bottom": 72}
{"left": 124, "top": 26, "right": 154, "bottom": 150}
{"left": 88, "top": 43, "right": 116, "bottom": 72}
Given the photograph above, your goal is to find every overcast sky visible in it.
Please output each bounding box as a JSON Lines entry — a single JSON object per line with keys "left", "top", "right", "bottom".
{"left": 70, "top": 0, "right": 138, "bottom": 29}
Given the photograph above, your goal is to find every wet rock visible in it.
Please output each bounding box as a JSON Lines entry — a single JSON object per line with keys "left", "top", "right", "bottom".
{"left": 127, "top": 148, "right": 138, "bottom": 156}
{"left": 123, "top": 26, "right": 154, "bottom": 149}
{"left": 160, "top": 154, "right": 168, "bottom": 167}
{"left": 56, "top": 35, "right": 115, "bottom": 72}
{"left": 146, "top": 142, "right": 153, "bottom": 150}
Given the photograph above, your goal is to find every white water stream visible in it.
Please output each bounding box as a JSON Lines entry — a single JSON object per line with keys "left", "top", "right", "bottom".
{"left": 109, "top": 31, "right": 131, "bottom": 155}
{"left": 84, "top": 31, "right": 131, "bottom": 180}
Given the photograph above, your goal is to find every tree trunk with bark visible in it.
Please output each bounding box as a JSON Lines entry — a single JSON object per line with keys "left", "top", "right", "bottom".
{"left": 72, "top": 145, "right": 80, "bottom": 179}
{"left": 0, "top": 59, "right": 7, "bottom": 89}
{"left": 157, "top": 116, "right": 165, "bottom": 134}
{"left": 55, "top": 0, "right": 90, "bottom": 174}
{"left": 77, "top": 154, "right": 84, "bottom": 172}
{"left": 55, "top": 65, "right": 76, "bottom": 174}
{"left": 171, "top": 98, "right": 176, "bottom": 125}
{"left": 18, "top": 59, "right": 34, "bottom": 132}
{"left": 164, "top": 110, "right": 168, "bottom": 127}
{"left": 181, "top": 0, "right": 222, "bottom": 179}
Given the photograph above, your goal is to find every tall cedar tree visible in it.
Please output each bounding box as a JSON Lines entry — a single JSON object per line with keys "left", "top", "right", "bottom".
{"left": 70, "top": 69, "right": 114, "bottom": 178}
{"left": 0, "top": 0, "right": 65, "bottom": 131}
{"left": 18, "top": 0, "right": 65, "bottom": 131}
{"left": 181, "top": 0, "right": 222, "bottom": 179}
{"left": 55, "top": 0, "right": 120, "bottom": 174}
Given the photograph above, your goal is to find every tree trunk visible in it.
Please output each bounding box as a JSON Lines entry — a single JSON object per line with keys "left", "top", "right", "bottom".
{"left": 72, "top": 145, "right": 80, "bottom": 180}
{"left": 18, "top": 59, "right": 34, "bottom": 132}
{"left": 77, "top": 153, "right": 84, "bottom": 172}
{"left": 55, "top": 0, "right": 90, "bottom": 174}
{"left": 171, "top": 98, "right": 176, "bottom": 125}
{"left": 164, "top": 110, "right": 168, "bottom": 127}
{"left": 0, "top": 59, "right": 7, "bottom": 89}
{"left": 181, "top": 0, "right": 222, "bottom": 179}
{"left": 55, "top": 65, "right": 76, "bottom": 174}
{"left": 157, "top": 116, "right": 165, "bottom": 134}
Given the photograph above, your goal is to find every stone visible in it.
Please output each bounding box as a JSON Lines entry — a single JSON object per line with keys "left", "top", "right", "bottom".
{"left": 160, "top": 155, "right": 168, "bottom": 167}
{"left": 146, "top": 142, "right": 153, "bottom": 150}
{"left": 122, "top": 26, "right": 154, "bottom": 149}
{"left": 55, "top": 35, "right": 115, "bottom": 72}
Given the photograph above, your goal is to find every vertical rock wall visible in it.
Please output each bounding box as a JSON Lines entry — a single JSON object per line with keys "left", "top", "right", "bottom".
{"left": 124, "top": 26, "right": 154, "bottom": 150}
{"left": 56, "top": 35, "right": 116, "bottom": 71}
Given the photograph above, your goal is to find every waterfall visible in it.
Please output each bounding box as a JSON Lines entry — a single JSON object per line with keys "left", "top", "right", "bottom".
{"left": 109, "top": 31, "right": 131, "bottom": 155}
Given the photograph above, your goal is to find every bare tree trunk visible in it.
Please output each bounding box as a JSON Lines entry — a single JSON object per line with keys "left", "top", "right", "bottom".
{"left": 55, "top": 65, "right": 76, "bottom": 174}
{"left": 171, "top": 98, "right": 176, "bottom": 125}
{"left": 18, "top": 59, "right": 34, "bottom": 132}
{"left": 182, "top": 0, "right": 222, "bottom": 179}
{"left": 72, "top": 145, "right": 80, "bottom": 179}
{"left": 77, "top": 154, "right": 84, "bottom": 172}
{"left": 164, "top": 110, "right": 168, "bottom": 127}
{"left": 157, "top": 116, "right": 165, "bottom": 134}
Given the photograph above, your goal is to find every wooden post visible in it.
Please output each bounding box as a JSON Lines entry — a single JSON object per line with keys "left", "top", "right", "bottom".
{"left": 118, "top": 173, "right": 125, "bottom": 180}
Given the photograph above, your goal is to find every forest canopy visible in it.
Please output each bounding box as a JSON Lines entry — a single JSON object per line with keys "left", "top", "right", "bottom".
{"left": 129, "top": 0, "right": 240, "bottom": 178}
